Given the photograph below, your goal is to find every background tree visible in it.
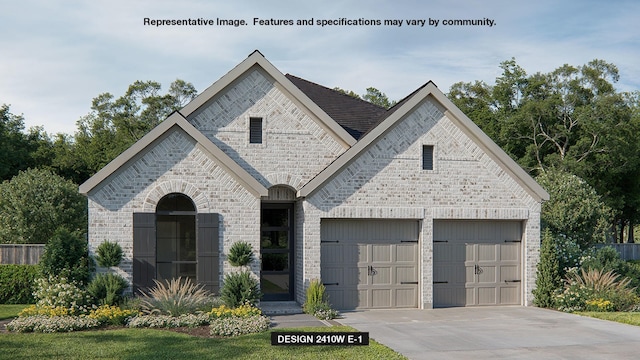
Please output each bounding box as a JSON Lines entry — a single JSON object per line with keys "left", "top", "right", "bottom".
{"left": 0, "top": 168, "right": 86, "bottom": 244}
{"left": 0, "top": 105, "right": 36, "bottom": 181}
{"left": 449, "top": 59, "right": 640, "bottom": 243}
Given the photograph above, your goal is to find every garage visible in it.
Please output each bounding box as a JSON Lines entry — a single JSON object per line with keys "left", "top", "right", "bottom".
{"left": 320, "top": 219, "right": 419, "bottom": 310}
{"left": 433, "top": 220, "right": 523, "bottom": 307}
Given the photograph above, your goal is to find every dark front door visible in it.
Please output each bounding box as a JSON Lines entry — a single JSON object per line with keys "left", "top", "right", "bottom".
{"left": 260, "top": 203, "right": 294, "bottom": 301}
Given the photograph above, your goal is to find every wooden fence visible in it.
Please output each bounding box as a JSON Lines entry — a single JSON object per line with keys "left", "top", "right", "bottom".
{"left": 0, "top": 244, "right": 45, "bottom": 265}
{"left": 596, "top": 243, "right": 640, "bottom": 261}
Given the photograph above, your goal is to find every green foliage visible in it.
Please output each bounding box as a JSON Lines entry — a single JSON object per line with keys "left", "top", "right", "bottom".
{"left": 333, "top": 86, "right": 397, "bottom": 109}
{"left": 533, "top": 230, "right": 562, "bottom": 308}
{"left": 448, "top": 59, "right": 640, "bottom": 238}
{"left": 0, "top": 265, "right": 39, "bottom": 304}
{"left": 536, "top": 168, "right": 611, "bottom": 248}
{"left": 555, "top": 268, "right": 639, "bottom": 312}
{"left": 40, "top": 228, "right": 93, "bottom": 284}
{"left": 581, "top": 246, "right": 640, "bottom": 292}
{"left": 87, "top": 273, "right": 129, "bottom": 306}
{"left": 33, "top": 276, "right": 92, "bottom": 315}
{"left": 0, "top": 168, "right": 87, "bottom": 244}
{"left": 0, "top": 105, "right": 37, "bottom": 181}
{"left": 95, "top": 241, "right": 123, "bottom": 267}
{"left": 303, "top": 279, "right": 338, "bottom": 320}
{"left": 220, "top": 271, "right": 262, "bottom": 308}
{"left": 227, "top": 241, "right": 254, "bottom": 267}
{"left": 139, "top": 277, "right": 213, "bottom": 316}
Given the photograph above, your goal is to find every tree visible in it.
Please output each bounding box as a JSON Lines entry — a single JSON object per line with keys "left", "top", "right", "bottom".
{"left": 40, "top": 227, "right": 92, "bottom": 284}
{"left": 73, "top": 79, "right": 197, "bottom": 181}
{"left": 536, "top": 168, "right": 611, "bottom": 248}
{"left": 0, "top": 168, "right": 87, "bottom": 244}
{"left": 449, "top": 59, "right": 640, "bottom": 241}
{"left": 0, "top": 105, "right": 33, "bottom": 181}
{"left": 533, "top": 229, "right": 562, "bottom": 308}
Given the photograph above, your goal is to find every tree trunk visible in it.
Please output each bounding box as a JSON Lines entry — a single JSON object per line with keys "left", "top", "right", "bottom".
{"left": 612, "top": 220, "right": 618, "bottom": 243}
{"left": 619, "top": 219, "right": 626, "bottom": 244}
{"left": 629, "top": 218, "right": 635, "bottom": 244}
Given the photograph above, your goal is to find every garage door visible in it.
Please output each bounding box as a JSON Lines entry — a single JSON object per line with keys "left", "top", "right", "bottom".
{"left": 433, "top": 220, "right": 522, "bottom": 307}
{"left": 321, "top": 219, "right": 419, "bottom": 310}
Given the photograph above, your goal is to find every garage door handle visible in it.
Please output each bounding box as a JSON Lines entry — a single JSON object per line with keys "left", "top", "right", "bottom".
{"left": 504, "top": 280, "right": 521, "bottom": 283}
{"left": 434, "top": 281, "right": 448, "bottom": 284}
{"left": 401, "top": 281, "right": 418, "bottom": 284}
{"left": 323, "top": 282, "right": 339, "bottom": 286}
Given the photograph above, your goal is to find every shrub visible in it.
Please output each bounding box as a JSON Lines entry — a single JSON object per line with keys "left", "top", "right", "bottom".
{"left": 209, "top": 304, "right": 262, "bottom": 319}
{"left": 555, "top": 268, "right": 639, "bottom": 312}
{"left": 220, "top": 271, "right": 262, "bottom": 308}
{"left": 0, "top": 264, "right": 39, "bottom": 304}
{"left": 88, "top": 305, "right": 137, "bottom": 326}
{"left": 209, "top": 315, "right": 270, "bottom": 336}
{"left": 87, "top": 273, "right": 129, "bottom": 306}
{"left": 139, "top": 277, "right": 212, "bottom": 316}
{"left": 6, "top": 315, "right": 99, "bottom": 333}
{"left": 583, "top": 246, "right": 640, "bottom": 292}
{"left": 33, "top": 275, "right": 92, "bottom": 315}
{"left": 40, "top": 228, "right": 93, "bottom": 284}
{"left": 0, "top": 168, "right": 87, "bottom": 245}
{"left": 303, "top": 279, "right": 338, "bottom": 320}
{"left": 94, "top": 241, "right": 123, "bottom": 267}
{"left": 533, "top": 230, "right": 562, "bottom": 308}
{"left": 227, "top": 241, "right": 254, "bottom": 267}
{"left": 127, "top": 313, "right": 211, "bottom": 328}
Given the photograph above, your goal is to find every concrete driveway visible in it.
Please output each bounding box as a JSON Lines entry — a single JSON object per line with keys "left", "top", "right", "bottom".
{"left": 336, "top": 306, "right": 640, "bottom": 359}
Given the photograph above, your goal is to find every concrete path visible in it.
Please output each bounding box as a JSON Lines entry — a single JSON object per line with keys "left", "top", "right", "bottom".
{"left": 336, "top": 306, "right": 640, "bottom": 360}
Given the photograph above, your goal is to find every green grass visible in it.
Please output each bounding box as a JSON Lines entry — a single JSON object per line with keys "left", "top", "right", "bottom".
{"left": 0, "top": 304, "right": 28, "bottom": 320}
{"left": 0, "top": 325, "right": 406, "bottom": 360}
{"left": 577, "top": 311, "right": 640, "bottom": 326}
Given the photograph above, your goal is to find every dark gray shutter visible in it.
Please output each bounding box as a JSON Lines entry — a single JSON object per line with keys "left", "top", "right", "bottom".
{"left": 249, "top": 117, "right": 262, "bottom": 144}
{"left": 197, "top": 213, "right": 220, "bottom": 294}
{"left": 133, "top": 213, "right": 156, "bottom": 294}
{"left": 422, "top": 145, "right": 434, "bottom": 170}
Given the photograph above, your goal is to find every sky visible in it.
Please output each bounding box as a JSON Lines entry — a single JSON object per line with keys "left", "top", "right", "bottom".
{"left": 1, "top": 0, "right": 638, "bottom": 135}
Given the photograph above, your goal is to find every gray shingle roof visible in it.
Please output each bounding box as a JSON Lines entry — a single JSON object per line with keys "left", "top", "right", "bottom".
{"left": 285, "top": 74, "right": 388, "bottom": 140}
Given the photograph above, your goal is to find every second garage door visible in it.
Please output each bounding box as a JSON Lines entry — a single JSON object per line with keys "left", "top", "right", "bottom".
{"left": 433, "top": 220, "right": 523, "bottom": 307}
{"left": 320, "top": 219, "right": 419, "bottom": 310}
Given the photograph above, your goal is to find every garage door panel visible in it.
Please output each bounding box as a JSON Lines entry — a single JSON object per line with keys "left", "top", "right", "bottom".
{"left": 434, "top": 221, "right": 522, "bottom": 307}
{"left": 372, "top": 267, "right": 391, "bottom": 285}
{"left": 321, "top": 220, "right": 419, "bottom": 310}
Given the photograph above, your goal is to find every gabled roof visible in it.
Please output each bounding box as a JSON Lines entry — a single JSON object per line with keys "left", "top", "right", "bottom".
{"left": 285, "top": 74, "right": 388, "bottom": 139}
{"left": 79, "top": 111, "right": 269, "bottom": 197}
{"left": 298, "top": 82, "right": 550, "bottom": 203}
{"left": 181, "top": 50, "right": 357, "bottom": 148}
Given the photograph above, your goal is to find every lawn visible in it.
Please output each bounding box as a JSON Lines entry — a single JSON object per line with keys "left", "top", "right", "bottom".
{"left": 0, "top": 305, "right": 27, "bottom": 320}
{"left": 577, "top": 311, "right": 640, "bottom": 326}
{"left": 0, "top": 326, "right": 406, "bottom": 360}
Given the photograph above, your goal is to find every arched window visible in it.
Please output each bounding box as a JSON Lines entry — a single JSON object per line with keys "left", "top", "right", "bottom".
{"left": 156, "top": 193, "right": 196, "bottom": 282}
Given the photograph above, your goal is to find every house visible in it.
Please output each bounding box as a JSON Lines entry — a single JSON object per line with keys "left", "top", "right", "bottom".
{"left": 79, "top": 50, "right": 549, "bottom": 309}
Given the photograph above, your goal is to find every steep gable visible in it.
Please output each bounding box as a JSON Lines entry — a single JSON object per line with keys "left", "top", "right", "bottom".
{"left": 299, "top": 82, "right": 549, "bottom": 203}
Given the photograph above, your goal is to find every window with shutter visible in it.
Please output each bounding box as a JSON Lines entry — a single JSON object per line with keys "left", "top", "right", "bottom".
{"left": 423, "top": 145, "right": 434, "bottom": 170}
{"left": 249, "top": 117, "right": 262, "bottom": 144}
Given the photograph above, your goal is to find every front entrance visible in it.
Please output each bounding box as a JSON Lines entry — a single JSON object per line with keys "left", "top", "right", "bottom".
{"left": 260, "top": 203, "right": 295, "bottom": 301}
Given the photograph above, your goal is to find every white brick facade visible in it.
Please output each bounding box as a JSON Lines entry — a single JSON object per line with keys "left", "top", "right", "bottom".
{"left": 83, "top": 52, "right": 546, "bottom": 308}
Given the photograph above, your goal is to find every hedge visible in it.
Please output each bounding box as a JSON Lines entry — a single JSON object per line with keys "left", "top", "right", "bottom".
{"left": 0, "top": 264, "right": 39, "bottom": 304}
